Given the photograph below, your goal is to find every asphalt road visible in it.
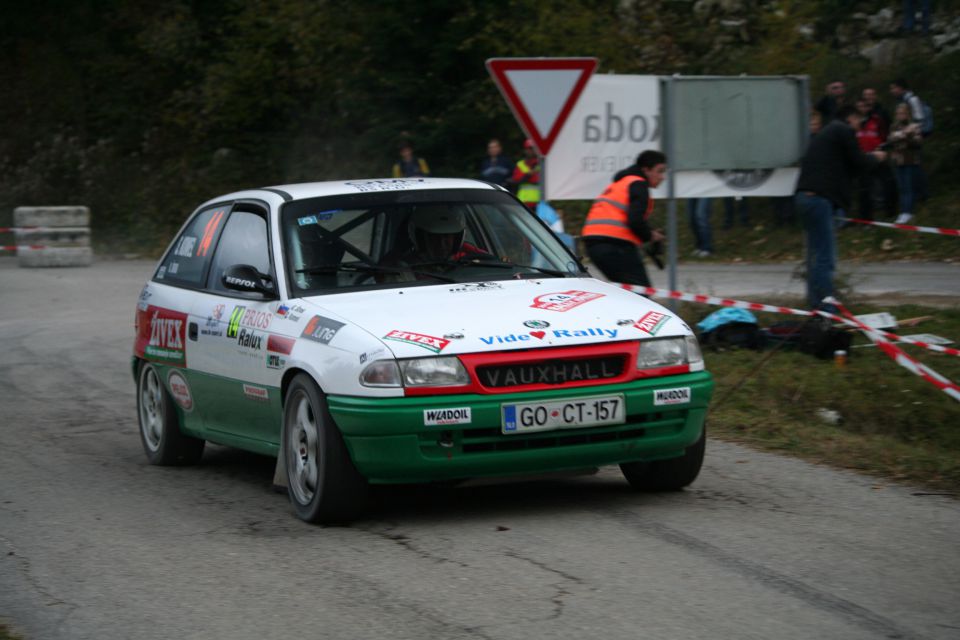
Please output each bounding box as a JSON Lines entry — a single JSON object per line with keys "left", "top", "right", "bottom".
{"left": 2, "top": 257, "right": 959, "bottom": 640}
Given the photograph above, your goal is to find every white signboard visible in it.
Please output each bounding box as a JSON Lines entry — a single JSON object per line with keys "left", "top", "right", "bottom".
{"left": 545, "top": 75, "right": 799, "bottom": 200}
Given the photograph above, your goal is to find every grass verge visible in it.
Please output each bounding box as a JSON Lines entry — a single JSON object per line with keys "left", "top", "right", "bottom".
{"left": 0, "top": 623, "right": 23, "bottom": 640}
{"left": 675, "top": 299, "right": 960, "bottom": 493}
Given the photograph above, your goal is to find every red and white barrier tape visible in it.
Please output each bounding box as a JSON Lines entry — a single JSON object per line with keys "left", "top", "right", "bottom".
{"left": 839, "top": 217, "right": 960, "bottom": 237}
{"left": 825, "top": 297, "right": 960, "bottom": 402}
{"left": 619, "top": 284, "right": 960, "bottom": 357}
{"left": 619, "top": 283, "right": 960, "bottom": 401}
{"left": 1, "top": 245, "right": 46, "bottom": 251}
{"left": 0, "top": 227, "right": 38, "bottom": 233}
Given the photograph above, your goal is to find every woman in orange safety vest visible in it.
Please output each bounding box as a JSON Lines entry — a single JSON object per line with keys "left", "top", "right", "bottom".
{"left": 581, "top": 150, "right": 667, "bottom": 287}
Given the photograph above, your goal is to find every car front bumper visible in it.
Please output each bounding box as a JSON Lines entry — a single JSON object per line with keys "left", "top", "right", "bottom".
{"left": 328, "top": 371, "right": 713, "bottom": 483}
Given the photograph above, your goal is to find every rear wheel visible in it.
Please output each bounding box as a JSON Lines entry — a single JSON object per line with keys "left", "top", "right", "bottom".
{"left": 283, "top": 374, "right": 370, "bottom": 524}
{"left": 620, "top": 425, "right": 705, "bottom": 491}
{"left": 137, "top": 362, "right": 204, "bottom": 465}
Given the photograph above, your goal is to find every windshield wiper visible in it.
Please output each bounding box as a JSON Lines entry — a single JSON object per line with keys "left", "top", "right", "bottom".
{"left": 449, "top": 257, "right": 572, "bottom": 278}
{"left": 296, "top": 263, "right": 457, "bottom": 283}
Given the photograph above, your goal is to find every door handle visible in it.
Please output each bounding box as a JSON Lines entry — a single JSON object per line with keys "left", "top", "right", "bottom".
{"left": 189, "top": 322, "right": 198, "bottom": 341}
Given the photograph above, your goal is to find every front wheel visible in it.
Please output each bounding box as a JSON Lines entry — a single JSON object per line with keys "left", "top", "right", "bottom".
{"left": 283, "top": 374, "right": 370, "bottom": 524}
{"left": 136, "top": 362, "right": 204, "bottom": 465}
{"left": 620, "top": 425, "right": 705, "bottom": 491}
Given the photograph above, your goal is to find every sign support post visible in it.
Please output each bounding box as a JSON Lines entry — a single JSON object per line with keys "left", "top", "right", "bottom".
{"left": 662, "top": 75, "right": 679, "bottom": 311}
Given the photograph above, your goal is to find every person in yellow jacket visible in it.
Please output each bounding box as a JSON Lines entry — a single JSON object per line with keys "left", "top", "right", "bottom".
{"left": 581, "top": 150, "right": 667, "bottom": 287}
{"left": 509, "top": 139, "right": 541, "bottom": 210}
{"left": 392, "top": 141, "right": 430, "bottom": 178}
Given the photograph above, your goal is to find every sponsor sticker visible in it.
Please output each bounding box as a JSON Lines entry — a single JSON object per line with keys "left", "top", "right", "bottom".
{"left": 236, "top": 327, "right": 264, "bottom": 352}
{"left": 383, "top": 330, "right": 450, "bottom": 353}
{"left": 277, "top": 303, "right": 306, "bottom": 322}
{"left": 449, "top": 281, "right": 503, "bottom": 293}
{"left": 174, "top": 235, "right": 197, "bottom": 258}
{"left": 266, "top": 354, "right": 286, "bottom": 370}
{"left": 267, "top": 334, "right": 295, "bottom": 355}
{"left": 345, "top": 179, "right": 425, "bottom": 192}
{"left": 523, "top": 320, "right": 550, "bottom": 329}
{"left": 156, "top": 266, "right": 166, "bottom": 280}
{"left": 424, "top": 407, "right": 472, "bottom": 426}
{"left": 243, "top": 384, "right": 270, "bottom": 402}
{"left": 227, "top": 306, "right": 272, "bottom": 338}
{"left": 302, "top": 315, "right": 346, "bottom": 345}
{"left": 443, "top": 332, "right": 465, "bottom": 340}
{"left": 201, "top": 303, "right": 225, "bottom": 337}
{"left": 480, "top": 327, "right": 618, "bottom": 345}
{"left": 531, "top": 290, "right": 604, "bottom": 312}
{"left": 168, "top": 262, "right": 179, "bottom": 275}
{"left": 137, "top": 285, "right": 152, "bottom": 311}
{"left": 167, "top": 370, "right": 193, "bottom": 412}
{"left": 197, "top": 208, "right": 226, "bottom": 257}
{"left": 653, "top": 387, "right": 691, "bottom": 406}
{"left": 298, "top": 215, "right": 318, "bottom": 226}
{"left": 634, "top": 311, "right": 670, "bottom": 335}
{"left": 135, "top": 305, "right": 188, "bottom": 365}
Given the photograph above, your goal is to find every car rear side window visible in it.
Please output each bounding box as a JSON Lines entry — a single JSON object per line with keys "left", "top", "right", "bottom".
{"left": 155, "top": 205, "right": 228, "bottom": 286}
{"left": 207, "top": 210, "right": 271, "bottom": 293}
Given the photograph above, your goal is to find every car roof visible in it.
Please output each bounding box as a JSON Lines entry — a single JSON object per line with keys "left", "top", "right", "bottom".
{"left": 205, "top": 177, "right": 504, "bottom": 208}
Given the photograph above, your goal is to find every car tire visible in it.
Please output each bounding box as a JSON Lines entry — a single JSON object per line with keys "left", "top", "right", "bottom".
{"left": 283, "top": 373, "right": 370, "bottom": 524}
{"left": 137, "top": 362, "right": 205, "bottom": 465}
{"left": 620, "top": 425, "right": 705, "bottom": 491}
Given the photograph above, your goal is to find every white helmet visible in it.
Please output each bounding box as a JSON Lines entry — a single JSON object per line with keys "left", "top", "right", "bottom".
{"left": 408, "top": 206, "right": 466, "bottom": 260}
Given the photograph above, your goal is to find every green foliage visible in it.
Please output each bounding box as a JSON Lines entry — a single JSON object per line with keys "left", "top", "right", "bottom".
{"left": 0, "top": 0, "right": 958, "bottom": 251}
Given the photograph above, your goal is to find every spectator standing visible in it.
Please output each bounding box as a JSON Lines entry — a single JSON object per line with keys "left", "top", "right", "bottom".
{"left": 855, "top": 98, "right": 887, "bottom": 221}
{"left": 888, "top": 103, "right": 924, "bottom": 225}
{"left": 890, "top": 78, "right": 930, "bottom": 201}
{"left": 794, "top": 105, "right": 886, "bottom": 311}
{"left": 392, "top": 142, "right": 430, "bottom": 178}
{"left": 581, "top": 150, "right": 667, "bottom": 288}
{"left": 722, "top": 196, "right": 750, "bottom": 230}
{"left": 510, "top": 139, "right": 541, "bottom": 210}
{"left": 686, "top": 198, "right": 714, "bottom": 257}
{"left": 479, "top": 138, "right": 513, "bottom": 187}
{"left": 815, "top": 80, "right": 846, "bottom": 123}
{"left": 861, "top": 88, "right": 890, "bottom": 135}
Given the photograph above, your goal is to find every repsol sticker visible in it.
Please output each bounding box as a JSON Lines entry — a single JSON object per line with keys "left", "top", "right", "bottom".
{"left": 167, "top": 370, "right": 193, "bottom": 412}
{"left": 424, "top": 407, "right": 471, "bottom": 426}
{"left": 653, "top": 387, "right": 691, "bottom": 406}
{"left": 531, "top": 290, "right": 604, "bottom": 312}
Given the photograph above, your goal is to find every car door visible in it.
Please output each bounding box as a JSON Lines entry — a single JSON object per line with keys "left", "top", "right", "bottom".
{"left": 135, "top": 203, "right": 230, "bottom": 439}
{"left": 187, "top": 202, "right": 285, "bottom": 448}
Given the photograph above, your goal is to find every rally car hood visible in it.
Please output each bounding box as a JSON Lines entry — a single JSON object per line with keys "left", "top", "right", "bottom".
{"left": 301, "top": 278, "right": 690, "bottom": 358}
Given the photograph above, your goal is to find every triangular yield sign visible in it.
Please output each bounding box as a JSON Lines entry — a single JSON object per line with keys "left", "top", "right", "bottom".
{"left": 486, "top": 58, "right": 597, "bottom": 156}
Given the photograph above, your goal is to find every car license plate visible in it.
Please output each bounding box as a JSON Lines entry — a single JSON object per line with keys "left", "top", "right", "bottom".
{"left": 501, "top": 394, "right": 625, "bottom": 434}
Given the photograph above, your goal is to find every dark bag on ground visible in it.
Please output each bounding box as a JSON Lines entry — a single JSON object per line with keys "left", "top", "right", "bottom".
{"left": 700, "top": 321, "right": 766, "bottom": 351}
{"left": 764, "top": 319, "right": 852, "bottom": 359}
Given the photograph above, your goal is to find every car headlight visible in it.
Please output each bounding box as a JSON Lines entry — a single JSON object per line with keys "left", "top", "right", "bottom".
{"left": 359, "top": 357, "right": 470, "bottom": 388}
{"left": 400, "top": 357, "right": 470, "bottom": 387}
{"left": 359, "top": 359, "right": 402, "bottom": 387}
{"left": 636, "top": 337, "right": 703, "bottom": 369}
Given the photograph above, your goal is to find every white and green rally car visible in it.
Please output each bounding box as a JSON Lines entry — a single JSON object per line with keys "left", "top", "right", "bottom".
{"left": 134, "top": 178, "right": 713, "bottom": 523}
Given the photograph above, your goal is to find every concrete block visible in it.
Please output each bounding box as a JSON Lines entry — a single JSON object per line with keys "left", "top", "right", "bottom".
{"left": 17, "top": 246, "right": 94, "bottom": 268}
{"left": 14, "top": 206, "right": 90, "bottom": 228}
{"left": 15, "top": 227, "right": 90, "bottom": 247}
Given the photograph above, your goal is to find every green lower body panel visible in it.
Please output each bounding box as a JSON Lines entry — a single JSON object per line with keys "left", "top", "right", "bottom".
{"left": 329, "top": 372, "right": 713, "bottom": 484}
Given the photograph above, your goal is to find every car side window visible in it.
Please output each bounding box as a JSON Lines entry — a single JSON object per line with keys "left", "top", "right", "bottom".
{"left": 155, "top": 205, "right": 229, "bottom": 286}
{"left": 207, "top": 209, "right": 272, "bottom": 294}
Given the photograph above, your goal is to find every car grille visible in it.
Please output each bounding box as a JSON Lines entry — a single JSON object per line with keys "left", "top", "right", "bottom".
{"left": 476, "top": 356, "right": 625, "bottom": 388}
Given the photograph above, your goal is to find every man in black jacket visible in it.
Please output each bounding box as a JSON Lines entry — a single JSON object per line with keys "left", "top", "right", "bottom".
{"left": 795, "top": 105, "right": 886, "bottom": 310}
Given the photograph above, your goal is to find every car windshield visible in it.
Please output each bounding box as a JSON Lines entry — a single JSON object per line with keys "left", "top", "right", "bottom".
{"left": 281, "top": 188, "right": 583, "bottom": 295}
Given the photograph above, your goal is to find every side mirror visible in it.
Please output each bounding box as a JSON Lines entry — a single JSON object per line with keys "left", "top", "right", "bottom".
{"left": 222, "top": 264, "right": 276, "bottom": 298}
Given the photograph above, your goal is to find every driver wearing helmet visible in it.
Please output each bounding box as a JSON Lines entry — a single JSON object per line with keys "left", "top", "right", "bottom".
{"left": 380, "top": 206, "right": 489, "bottom": 280}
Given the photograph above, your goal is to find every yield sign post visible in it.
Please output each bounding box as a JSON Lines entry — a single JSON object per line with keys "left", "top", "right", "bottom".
{"left": 486, "top": 57, "right": 597, "bottom": 157}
